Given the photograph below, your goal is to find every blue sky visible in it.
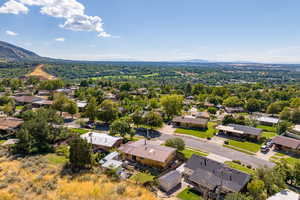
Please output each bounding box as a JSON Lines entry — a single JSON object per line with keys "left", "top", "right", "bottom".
{"left": 1, "top": 0, "right": 300, "bottom": 63}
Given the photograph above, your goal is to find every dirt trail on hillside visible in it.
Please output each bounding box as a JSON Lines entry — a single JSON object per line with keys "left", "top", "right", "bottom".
{"left": 27, "top": 64, "right": 56, "bottom": 80}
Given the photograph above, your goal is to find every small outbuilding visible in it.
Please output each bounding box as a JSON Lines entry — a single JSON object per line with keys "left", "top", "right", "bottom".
{"left": 172, "top": 116, "right": 208, "bottom": 129}
{"left": 158, "top": 170, "right": 182, "bottom": 192}
{"left": 256, "top": 116, "right": 279, "bottom": 126}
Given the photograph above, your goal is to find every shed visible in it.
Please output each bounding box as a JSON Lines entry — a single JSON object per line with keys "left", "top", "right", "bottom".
{"left": 158, "top": 170, "right": 182, "bottom": 192}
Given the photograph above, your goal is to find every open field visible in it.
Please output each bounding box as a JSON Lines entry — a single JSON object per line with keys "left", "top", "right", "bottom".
{"left": 0, "top": 148, "right": 158, "bottom": 200}
{"left": 27, "top": 64, "right": 56, "bottom": 80}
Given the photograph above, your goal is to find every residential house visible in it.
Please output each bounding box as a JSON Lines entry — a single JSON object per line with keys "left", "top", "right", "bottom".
{"left": 0, "top": 117, "right": 24, "bottom": 136}
{"left": 256, "top": 116, "right": 279, "bottom": 126}
{"left": 32, "top": 99, "right": 53, "bottom": 108}
{"left": 76, "top": 101, "right": 87, "bottom": 112}
{"left": 158, "top": 170, "right": 182, "bottom": 192}
{"left": 81, "top": 132, "right": 123, "bottom": 151}
{"left": 224, "top": 107, "right": 245, "bottom": 113}
{"left": 172, "top": 116, "right": 208, "bottom": 129}
{"left": 216, "top": 124, "right": 262, "bottom": 140}
{"left": 183, "top": 155, "right": 250, "bottom": 199}
{"left": 37, "top": 90, "right": 51, "bottom": 96}
{"left": 118, "top": 139, "right": 176, "bottom": 169}
{"left": 272, "top": 136, "right": 300, "bottom": 155}
{"left": 12, "top": 95, "right": 43, "bottom": 105}
{"left": 267, "top": 189, "right": 299, "bottom": 200}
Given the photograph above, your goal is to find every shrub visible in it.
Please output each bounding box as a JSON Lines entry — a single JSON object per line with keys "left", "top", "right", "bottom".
{"left": 224, "top": 141, "right": 229, "bottom": 145}
{"left": 233, "top": 160, "right": 242, "bottom": 165}
{"left": 115, "top": 184, "right": 126, "bottom": 195}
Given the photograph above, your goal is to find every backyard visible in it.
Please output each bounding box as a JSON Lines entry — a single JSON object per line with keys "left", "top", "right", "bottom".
{"left": 177, "top": 187, "right": 203, "bottom": 200}
{"left": 130, "top": 172, "right": 154, "bottom": 185}
{"left": 175, "top": 122, "right": 216, "bottom": 139}
{"left": 256, "top": 125, "right": 277, "bottom": 132}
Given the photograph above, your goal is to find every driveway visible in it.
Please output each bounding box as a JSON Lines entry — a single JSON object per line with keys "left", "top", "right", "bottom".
{"left": 158, "top": 133, "right": 275, "bottom": 168}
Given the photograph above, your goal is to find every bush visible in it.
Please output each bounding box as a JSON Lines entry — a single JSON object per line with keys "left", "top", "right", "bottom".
{"left": 233, "top": 160, "right": 242, "bottom": 165}
{"left": 247, "top": 164, "right": 252, "bottom": 169}
{"left": 115, "top": 184, "right": 126, "bottom": 195}
{"left": 165, "top": 138, "right": 185, "bottom": 151}
{"left": 55, "top": 145, "right": 69, "bottom": 158}
{"left": 224, "top": 141, "right": 229, "bottom": 145}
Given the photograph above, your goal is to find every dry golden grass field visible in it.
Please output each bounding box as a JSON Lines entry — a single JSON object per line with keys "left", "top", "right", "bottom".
{"left": 0, "top": 147, "right": 158, "bottom": 200}
{"left": 27, "top": 64, "right": 56, "bottom": 80}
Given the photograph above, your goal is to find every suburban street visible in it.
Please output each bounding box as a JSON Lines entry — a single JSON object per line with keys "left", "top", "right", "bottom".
{"left": 158, "top": 133, "right": 275, "bottom": 169}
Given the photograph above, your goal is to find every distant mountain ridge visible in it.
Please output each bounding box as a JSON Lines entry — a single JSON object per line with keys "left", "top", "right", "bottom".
{"left": 0, "top": 41, "right": 42, "bottom": 61}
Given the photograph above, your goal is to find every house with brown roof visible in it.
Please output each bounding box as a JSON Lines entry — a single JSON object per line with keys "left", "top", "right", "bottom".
{"left": 172, "top": 116, "right": 208, "bottom": 129}
{"left": 118, "top": 139, "right": 176, "bottom": 169}
{"left": 0, "top": 117, "right": 23, "bottom": 136}
{"left": 12, "top": 95, "right": 43, "bottom": 105}
{"left": 272, "top": 136, "right": 300, "bottom": 155}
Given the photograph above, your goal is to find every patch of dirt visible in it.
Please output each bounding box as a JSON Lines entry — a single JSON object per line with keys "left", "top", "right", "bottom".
{"left": 27, "top": 64, "right": 56, "bottom": 80}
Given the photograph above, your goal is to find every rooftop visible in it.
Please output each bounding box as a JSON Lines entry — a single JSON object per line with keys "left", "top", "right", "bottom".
{"left": 118, "top": 139, "right": 176, "bottom": 163}
{"left": 0, "top": 117, "right": 23, "bottom": 130}
{"left": 173, "top": 116, "right": 208, "bottom": 126}
{"left": 272, "top": 136, "right": 300, "bottom": 149}
{"left": 81, "top": 132, "right": 122, "bottom": 148}
{"left": 185, "top": 155, "right": 250, "bottom": 193}
{"left": 257, "top": 116, "right": 279, "bottom": 124}
{"left": 216, "top": 124, "right": 262, "bottom": 136}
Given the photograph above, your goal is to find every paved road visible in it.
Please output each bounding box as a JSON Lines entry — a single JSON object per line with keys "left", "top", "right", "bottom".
{"left": 159, "top": 133, "right": 275, "bottom": 168}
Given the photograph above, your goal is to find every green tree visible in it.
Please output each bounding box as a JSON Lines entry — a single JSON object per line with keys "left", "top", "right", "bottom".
{"left": 69, "top": 135, "right": 93, "bottom": 171}
{"left": 223, "top": 96, "right": 243, "bottom": 108}
{"left": 52, "top": 93, "right": 69, "bottom": 115}
{"left": 279, "top": 107, "right": 291, "bottom": 120}
{"left": 207, "top": 107, "right": 217, "bottom": 114}
{"left": 160, "top": 94, "right": 183, "bottom": 119}
{"left": 277, "top": 121, "right": 290, "bottom": 134}
{"left": 98, "top": 99, "right": 119, "bottom": 124}
{"left": 143, "top": 111, "right": 163, "bottom": 130}
{"left": 14, "top": 128, "right": 33, "bottom": 154}
{"left": 247, "top": 179, "right": 267, "bottom": 200}
{"left": 225, "top": 193, "right": 253, "bottom": 200}
{"left": 110, "top": 118, "right": 134, "bottom": 138}
{"left": 185, "top": 83, "right": 192, "bottom": 96}
{"left": 131, "top": 110, "right": 144, "bottom": 128}
{"left": 165, "top": 138, "right": 185, "bottom": 151}
{"left": 85, "top": 97, "right": 98, "bottom": 122}
{"left": 245, "top": 98, "right": 261, "bottom": 112}
{"left": 66, "top": 100, "right": 78, "bottom": 118}
{"left": 290, "top": 109, "right": 300, "bottom": 124}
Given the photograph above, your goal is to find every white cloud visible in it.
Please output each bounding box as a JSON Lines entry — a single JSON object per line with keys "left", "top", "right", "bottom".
{"left": 0, "top": 0, "right": 111, "bottom": 37}
{"left": 54, "top": 37, "right": 65, "bottom": 42}
{"left": 5, "top": 30, "right": 18, "bottom": 36}
{"left": 0, "top": 0, "right": 28, "bottom": 14}
{"left": 98, "top": 32, "right": 111, "bottom": 38}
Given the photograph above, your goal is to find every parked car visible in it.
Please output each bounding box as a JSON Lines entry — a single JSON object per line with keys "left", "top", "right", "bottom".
{"left": 266, "top": 141, "right": 273, "bottom": 148}
{"left": 261, "top": 145, "right": 270, "bottom": 153}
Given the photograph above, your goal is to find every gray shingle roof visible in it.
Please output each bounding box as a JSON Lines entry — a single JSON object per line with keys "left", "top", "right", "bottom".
{"left": 185, "top": 155, "right": 250, "bottom": 193}
{"left": 227, "top": 124, "right": 262, "bottom": 136}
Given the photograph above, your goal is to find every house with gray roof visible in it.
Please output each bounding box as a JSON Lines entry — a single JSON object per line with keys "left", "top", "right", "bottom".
{"left": 256, "top": 116, "right": 279, "bottom": 126}
{"left": 158, "top": 170, "right": 181, "bottom": 192}
{"left": 183, "top": 155, "right": 251, "bottom": 199}
{"left": 216, "top": 124, "right": 262, "bottom": 140}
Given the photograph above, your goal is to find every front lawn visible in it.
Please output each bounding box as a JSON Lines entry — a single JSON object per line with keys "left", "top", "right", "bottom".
{"left": 130, "top": 172, "right": 154, "bottom": 184}
{"left": 177, "top": 187, "right": 203, "bottom": 200}
{"left": 224, "top": 161, "right": 255, "bottom": 175}
{"left": 223, "top": 145, "right": 255, "bottom": 155}
{"left": 175, "top": 122, "right": 216, "bottom": 139}
{"left": 180, "top": 148, "right": 208, "bottom": 159}
{"left": 0, "top": 140, "right": 6, "bottom": 144}
{"left": 256, "top": 125, "right": 276, "bottom": 132}
{"left": 227, "top": 140, "right": 261, "bottom": 153}
{"left": 262, "top": 131, "right": 277, "bottom": 139}
{"left": 270, "top": 153, "right": 300, "bottom": 166}
{"left": 69, "top": 128, "right": 89, "bottom": 135}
